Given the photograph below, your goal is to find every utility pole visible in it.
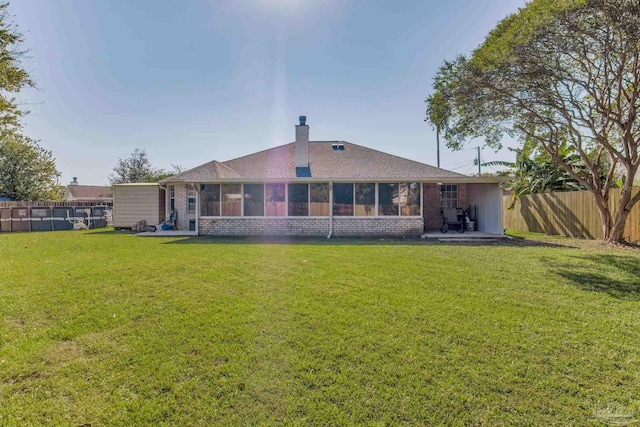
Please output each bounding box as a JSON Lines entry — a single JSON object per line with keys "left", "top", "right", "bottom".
{"left": 436, "top": 125, "right": 441, "bottom": 168}
{"left": 477, "top": 146, "right": 481, "bottom": 176}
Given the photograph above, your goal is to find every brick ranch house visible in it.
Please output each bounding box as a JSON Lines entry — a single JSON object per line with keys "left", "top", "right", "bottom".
{"left": 160, "top": 117, "right": 509, "bottom": 237}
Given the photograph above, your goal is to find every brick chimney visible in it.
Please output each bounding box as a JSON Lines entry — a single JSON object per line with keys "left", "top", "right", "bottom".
{"left": 295, "top": 116, "right": 309, "bottom": 168}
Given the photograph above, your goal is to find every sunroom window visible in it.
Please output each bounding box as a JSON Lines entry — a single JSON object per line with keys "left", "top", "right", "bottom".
{"left": 400, "top": 183, "right": 421, "bottom": 216}
{"left": 221, "top": 184, "right": 242, "bottom": 216}
{"left": 333, "top": 183, "right": 354, "bottom": 216}
{"left": 265, "top": 183, "right": 286, "bottom": 216}
{"left": 310, "top": 183, "right": 329, "bottom": 216}
{"left": 355, "top": 183, "right": 375, "bottom": 216}
{"left": 244, "top": 184, "right": 264, "bottom": 216}
{"left": 200, "top": 184, "right": 220, "bottom": 216}
{"left": 288, "top": 183, "right": 309, "bottom": 216}
{"left": 378, "top": 183, "right": 399, "bottom": 216}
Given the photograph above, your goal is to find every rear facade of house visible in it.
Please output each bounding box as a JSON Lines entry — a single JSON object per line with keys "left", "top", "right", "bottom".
{"left": 160, "top": 117, "right": 507, "bottom": 237}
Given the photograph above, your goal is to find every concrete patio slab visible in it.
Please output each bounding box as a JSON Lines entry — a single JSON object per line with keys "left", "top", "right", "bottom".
{"left": 420, "top": 231, "right": 511, "bottom": 241}
{"left": 136, "top": 230, "right": 197, "bottom": 237}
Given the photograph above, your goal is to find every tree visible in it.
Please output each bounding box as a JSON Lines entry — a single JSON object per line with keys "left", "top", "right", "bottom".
{"left": 108, "top": 149, "right": 177, "bottom": 184}
{"left": 426, "top": 0, "right": 640, "bottom": 243}
{"left": 0, "top": 131, "right": 61, "bottom": 200}
{"left": 484, "top": 145, "right": 587, "bottom": 209}
{"left": 0, "top": 2, "right": 34, "bottom": 130}
{"left": 0, "top": 3, "right": 60, "bottom": 201}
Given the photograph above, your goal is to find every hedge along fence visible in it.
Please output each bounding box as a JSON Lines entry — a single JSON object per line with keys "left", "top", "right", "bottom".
{"left": 0, "top": 201, "right": 112, "bottom": 208}
{"left": 503, "top": 188, "right": 640, "bottom": 242}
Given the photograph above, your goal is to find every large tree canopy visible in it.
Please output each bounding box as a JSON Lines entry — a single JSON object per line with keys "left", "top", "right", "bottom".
{"left": 109, "top": 149, "right": 177, "bottom": 184}
{"left": 0, "top": 2, "right": 34, "bottom": 129}
{"left": 0, "top": 131, "right": 61, "bottom": 200}
{"left": 427, "top": 0, "right": 640, "bottom": 243}
{"left": 0, "top": 2, "right": 61, "bottom": 201}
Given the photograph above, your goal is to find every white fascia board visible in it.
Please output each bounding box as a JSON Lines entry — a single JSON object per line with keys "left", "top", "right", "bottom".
{"left": 182, "top": 176, "right": 512, "bottom": 184}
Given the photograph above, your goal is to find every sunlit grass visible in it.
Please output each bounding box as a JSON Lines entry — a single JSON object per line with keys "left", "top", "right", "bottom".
{"left": 1, "top": 229, "right": 639, "bottom": 425}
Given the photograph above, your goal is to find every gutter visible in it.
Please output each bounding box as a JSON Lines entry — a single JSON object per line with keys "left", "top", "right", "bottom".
{"left": 160, "top": 176, "right": 513, "bottom": 184}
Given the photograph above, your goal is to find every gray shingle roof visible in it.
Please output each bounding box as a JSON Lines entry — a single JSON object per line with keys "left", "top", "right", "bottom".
{"left": 161, "top": 141, "right": 466, "bottom": 183}
{"left": 66, "top": 185, "right": 113, "bottom": 199}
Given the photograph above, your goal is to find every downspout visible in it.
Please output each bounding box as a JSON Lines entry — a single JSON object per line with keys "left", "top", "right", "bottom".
{"left": 498, "top": 183, "right": 504, "bottom": 235}
{"left": 195, "top": 183, "right": 200, "bottom": 236}
{"left": 327, "top": 181, "right": 333, "bottom": 239}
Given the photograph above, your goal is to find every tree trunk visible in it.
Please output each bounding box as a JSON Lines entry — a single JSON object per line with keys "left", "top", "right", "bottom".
{"left": 591, "top": 191, "right": 614, "bottom": 241}
{"left": 605, "top": 212, "right": 630, "bottom": 243}
{"left": 598, "top": 186, "right": 634, "bottom": 244}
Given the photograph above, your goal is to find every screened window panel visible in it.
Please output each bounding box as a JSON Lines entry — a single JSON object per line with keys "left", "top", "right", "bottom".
{"left": 309, "top": 183, "right": 329, "bottom": 216}
{"left": 221, "top": 184, "right": 242, "bottom": 216}
{"left": 264, "top": 183, "right": 285, "bottom": 216}
{"left": 333, "top": 183, "right": 354, "bottom": 216}
{"left": 355, "top": 183, "right": 375, "bottom": 216}
{"left": 400, "top": 183, "right": 421, "bottom": 216}
{"left": 288, "top": 183, "right": 309, "bottom": 216}
{"left": 200, "top": 184, "right": 220, "bottom": 216}
{"left": 378, "top": 183, "right": 399, "bottom": 216}
{"left": 244, "top": 184, "right": 264, "bottom": 216}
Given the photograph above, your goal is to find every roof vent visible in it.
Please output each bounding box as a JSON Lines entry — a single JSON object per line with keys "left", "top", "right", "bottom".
{"left": 332, "top": 143, "right": 345, "bottom": 151}
{"left": 338, "top": 144, "right": 345, "bottom": 151}
{"left": 299, "top": 116, "right": 306, "bottom": 126}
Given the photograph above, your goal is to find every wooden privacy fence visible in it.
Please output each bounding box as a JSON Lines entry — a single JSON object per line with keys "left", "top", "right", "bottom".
{"left": 503, "top": 188, "right": 640, "bottom": 242}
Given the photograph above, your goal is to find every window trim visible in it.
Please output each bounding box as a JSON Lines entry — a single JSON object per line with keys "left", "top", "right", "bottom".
{"left": 440, "top": 184, "right": 458, "bottom": 208}
{"left": 169, "top": 185, "right": 175, "bottom": 212}
{"left": 187, "top": 188, "right": 197, "bottom": 213}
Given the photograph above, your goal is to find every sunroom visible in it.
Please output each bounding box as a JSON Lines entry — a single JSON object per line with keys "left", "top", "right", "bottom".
{"left": 197, "top": 182, "right": 421, "bottom": 218}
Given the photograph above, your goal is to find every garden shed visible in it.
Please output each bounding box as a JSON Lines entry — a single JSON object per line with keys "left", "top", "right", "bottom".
{"left": 113, "top": 183, "right": 166, "bottom": 229}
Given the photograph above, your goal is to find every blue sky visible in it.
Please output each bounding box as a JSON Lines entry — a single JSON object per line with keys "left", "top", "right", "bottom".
{"left": 10, "top": 0, "right": 525, "bottom": 186}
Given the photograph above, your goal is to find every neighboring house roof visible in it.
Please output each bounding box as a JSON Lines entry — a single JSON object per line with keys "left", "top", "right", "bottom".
{"left": 161, "top": 141, "right": 487, "bottom": 184}
{"left": 64, "top": 185, "right": 113, "bottom": 201}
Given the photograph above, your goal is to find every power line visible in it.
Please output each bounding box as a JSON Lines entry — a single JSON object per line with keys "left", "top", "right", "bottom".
{"left": 448, "top": 162, "right": 476, "bottom": 172}
{"left": 445, "top": 159, "right": 477, "bottom": 169}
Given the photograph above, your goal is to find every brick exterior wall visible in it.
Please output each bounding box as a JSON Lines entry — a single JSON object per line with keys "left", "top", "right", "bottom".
{"left": 423, "top": 183, "right": 468, "bottom": 231}
{"left": 332, "top": 217, "right": 423, "bottom": 237}
{"left": 423, "top": 184, "right": 441, "bottom": 230}
{"left": 199, "top": 218, "right": 330, "bottom": 236}
{"left": 169, "top": 184, "right": 196, "bottom": 231}
{"left": 198, "top": 217, "right": 424, "bottom": 237}
{"left": 458, "top": 184, "right": 468, "bottom": 208}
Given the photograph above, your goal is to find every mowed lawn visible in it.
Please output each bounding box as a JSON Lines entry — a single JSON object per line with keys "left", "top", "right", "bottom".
{"left": 1, "top": 230, "right": 639, "bottom": 426}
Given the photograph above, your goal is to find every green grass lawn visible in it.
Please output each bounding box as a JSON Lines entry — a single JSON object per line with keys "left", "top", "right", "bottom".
{"left": 1, "top": 230, "right": 639, "bottom": 426}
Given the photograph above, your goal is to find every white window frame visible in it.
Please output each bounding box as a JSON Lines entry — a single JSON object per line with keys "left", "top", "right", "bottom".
{"left": 187, "top": 188, "right": 197, "bottom": 212}
{"left": 169, "top": 186, "right": 175, "bottom": 212}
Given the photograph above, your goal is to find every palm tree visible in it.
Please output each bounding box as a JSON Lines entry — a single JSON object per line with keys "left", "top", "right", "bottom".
{"left": 484, "top": 144, "right": 586, "bottom": 209}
